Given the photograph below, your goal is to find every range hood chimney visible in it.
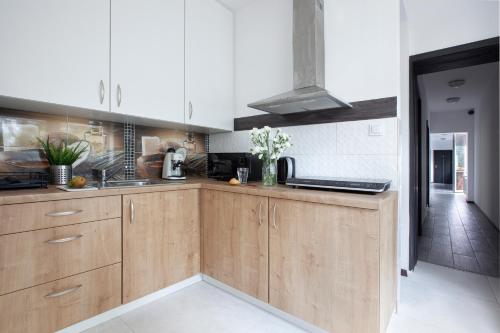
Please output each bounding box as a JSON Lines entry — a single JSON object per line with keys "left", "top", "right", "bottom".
{"left": 247, "top": 0, "right": 351, "bottom": 114}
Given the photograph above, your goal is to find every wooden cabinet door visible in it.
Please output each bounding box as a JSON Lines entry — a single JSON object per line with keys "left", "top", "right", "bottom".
{"left": 0, "top": 0, "right": 110, "bottom": 111}
{"left": 202, "top": 190, "right": 268, "bottom": 302}
{"left": 123, "top": 190, "right": 200, "bottom": 303}
{"left": 269, "top": 198, "right": 380, "bottom": 333}
{"left": 185, "top": 0, "right": 234, "bottom": 131}
{"left": 111, "top": 0, "right": 185, "bottom": 122}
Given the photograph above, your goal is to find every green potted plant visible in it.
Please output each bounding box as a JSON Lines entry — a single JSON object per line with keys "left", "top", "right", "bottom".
{"left": 37, "top": 137, "right": 88, "bottom": 185}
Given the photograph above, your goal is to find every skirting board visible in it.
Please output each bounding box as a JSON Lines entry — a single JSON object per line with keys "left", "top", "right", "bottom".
{"left": 56, "top": 274, "right": 202, "bottom": 333}
{"left": 202, "top": 274, "right": 328, "bottom": 333}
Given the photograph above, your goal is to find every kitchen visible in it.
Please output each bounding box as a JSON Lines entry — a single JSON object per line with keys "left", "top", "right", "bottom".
{"left": 0, "top": 1, "right": 498, "bottom": 333}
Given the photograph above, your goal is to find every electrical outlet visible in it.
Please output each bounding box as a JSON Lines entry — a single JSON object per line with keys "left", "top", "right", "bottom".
{"left": 369, "top": 124, "right": 384, "bottom": 136}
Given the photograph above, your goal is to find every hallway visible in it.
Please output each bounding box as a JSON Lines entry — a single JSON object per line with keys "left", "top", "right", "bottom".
{"left": 418, "top": 188, "right": 499, "bottom": 277}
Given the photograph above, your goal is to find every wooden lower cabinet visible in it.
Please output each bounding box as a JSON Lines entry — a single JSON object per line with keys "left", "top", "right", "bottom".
{"left": 0, "top": 263, "right": 121, "bottom": 333}
{"left": 0, "top": 218, "right": 121, "bottom": 296}
{"left": 202, "top": 189, "right": 268, "bottom": 302}
{"left": 123, "top": 189, "right": 201, "bottom": 303}
{"left": 268, "top": 197, "right": 397, "bottom": 333}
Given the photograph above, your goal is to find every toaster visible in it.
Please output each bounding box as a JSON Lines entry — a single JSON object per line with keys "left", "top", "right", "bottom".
{"left": 277, "top": 157, "right": 295, "bottom": 184}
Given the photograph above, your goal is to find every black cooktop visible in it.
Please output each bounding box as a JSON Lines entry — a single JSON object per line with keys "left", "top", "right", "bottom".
{"left": 286, "top": 177, "right": 392, "bottom": 193}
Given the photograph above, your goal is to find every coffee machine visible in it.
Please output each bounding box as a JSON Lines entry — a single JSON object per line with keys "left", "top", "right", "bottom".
{"left": 162, "top": 148, "right": 187, "bottom": 180}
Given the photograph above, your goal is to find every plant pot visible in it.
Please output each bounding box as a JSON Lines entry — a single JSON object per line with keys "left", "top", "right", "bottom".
{"left": 50, "top": 165, "right": 72, "bottom": 185}
{"left": 262, "top": 159, "right": 277, "bottom": 186}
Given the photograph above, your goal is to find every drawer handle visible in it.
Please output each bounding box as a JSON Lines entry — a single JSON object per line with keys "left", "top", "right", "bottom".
{"left": 46, "top": 209, "right": 83, "bottom": 217}
{"left": 45, "top": 285, "right": 82, "bottom": 298}
{"left": 46, "top": 235, "right": 83, "bottom": 244}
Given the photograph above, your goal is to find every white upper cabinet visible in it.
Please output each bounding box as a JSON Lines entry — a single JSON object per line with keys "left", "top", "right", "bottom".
{"left": 111, "top": 0, "right": 185, "bottom": 123}
{"left": 185, "top": 0, "right": 234, "bottom": 132}
{"left": 0, "top": 0, "right": 110, "bottom": 111}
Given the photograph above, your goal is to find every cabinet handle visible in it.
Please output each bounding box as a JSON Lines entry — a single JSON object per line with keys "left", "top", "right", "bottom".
{"left": 45, "top": 285, "right": 82, "bottom": 298}
{"left": 258, "top": 201, "right": 263, "bottom": 225}
{"left": 272, "top": 202, "right": 278, "bottom": 230}
{"left": 130, "top": 199, "right": 135, "bottom": 224}
{"left": 46, "top": 209, "right": 83, "bottom": 217}
{"left": 117, "top": 84, "right": 122, "bottom": 107}
{"left": 99, "top": 80, "right": 105, "bottom": 104}
{"left": 188, "top": 101, "right": 193, "bottom": 119}
{"left": 46, "top": 235, "right": 83, "bottom": 244}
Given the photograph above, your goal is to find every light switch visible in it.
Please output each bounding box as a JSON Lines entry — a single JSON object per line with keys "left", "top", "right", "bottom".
{"left": 369, "top": 123, "right": 384, "bottom": 136}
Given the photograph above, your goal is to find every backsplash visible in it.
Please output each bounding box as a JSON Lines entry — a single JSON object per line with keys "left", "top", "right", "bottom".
{"left": 0, "top": 109, "right": 207, "bottom": 180}
{"left": 209, "top": 118, "right": 399, "bottom": 188}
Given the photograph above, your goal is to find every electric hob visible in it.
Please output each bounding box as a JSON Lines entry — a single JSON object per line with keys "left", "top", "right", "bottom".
{"left": 286, "top": 177, "right": 392, "bottom": 193}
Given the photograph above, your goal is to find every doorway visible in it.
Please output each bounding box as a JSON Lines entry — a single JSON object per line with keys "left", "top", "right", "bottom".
{"left": 408, "top": 37, "right": 500, "bottom": 275}
{"left": 433, "top": 150, "right": 453, "bottom": 185}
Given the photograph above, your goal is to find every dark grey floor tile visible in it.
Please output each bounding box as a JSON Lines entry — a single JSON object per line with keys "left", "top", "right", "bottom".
{"left": 427, "top": 243, "right": 454, "bottom": 268}
{"left": 434, "top": 226, "right": 450, "bottom": 236}
{"left": 418, "top": 236, "right": 432, "bottom": 250}
{"left": 470, "top": 239, "right": 493, "bottom": 253}
{"left": 453, "top": 254, "right": 481, "bottom": 274}
{"left": 466, "top": 230, "right": 486, "bottom": 240}
{"left": 422, "top": 227, "right": 433, "bottom": 237}
{"left": 418, "top": 247, "right": 429, "bottom": 261}
{"left": 451, "top": 239, "right": 475, "bottom": 257}
{"left": 433, "top": 234, "right": 451, "bottom": 246}
{"left": 463, "top": 223, "right": 482, "bottom": 232}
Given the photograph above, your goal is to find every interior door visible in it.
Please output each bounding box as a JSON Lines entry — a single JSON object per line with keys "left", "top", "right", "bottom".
{"left": 111, "top": 0, "right": 185, "bottom": 122}
{"left": 0, "top": 0, "right": 110, "bottom": 111}
{"left": 123, "top": 190, "right": 200, "bottom": 303}
{"left": 433, "top": 150, "right": 453, "bottom": 184}
{"left": 201, "top": 190, "right": 268, "bottom": 302}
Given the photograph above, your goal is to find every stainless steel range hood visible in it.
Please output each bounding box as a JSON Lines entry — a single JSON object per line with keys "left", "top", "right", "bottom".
{"left": 247, "top": 0, "right": 351, "bottom": 114}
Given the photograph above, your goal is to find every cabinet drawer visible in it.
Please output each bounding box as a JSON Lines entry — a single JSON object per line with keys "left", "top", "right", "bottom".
{"left": 0, "top": 263, "right": 121, "bottom": 333}
{"left": 0, "top": 218, "right": 121, "bottom": 295}
{"left": 0, "top": 196, "right": 121, "bottom": 235}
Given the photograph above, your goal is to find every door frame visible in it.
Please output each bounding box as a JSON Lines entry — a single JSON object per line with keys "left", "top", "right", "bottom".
{"left": 408, "top": 37, "right": 499, "bottom": 270}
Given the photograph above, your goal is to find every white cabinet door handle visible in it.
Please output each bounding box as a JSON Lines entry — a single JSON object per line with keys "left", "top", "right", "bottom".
{"left": 188, "top": 101, "right": 193, "bottom": 119}
{"left": 130, "top": 199, "right": 135, "bottom": 224}
{"left": 117, "top": 84, "right": 122, "bottom": 107}
{"left": 99, "top": 80, "right": 105, "bottom": 104}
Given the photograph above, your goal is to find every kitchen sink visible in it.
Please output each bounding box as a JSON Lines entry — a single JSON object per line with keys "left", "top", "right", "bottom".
{"left": 101, "top": 179, "right": 156, "bottom": 188}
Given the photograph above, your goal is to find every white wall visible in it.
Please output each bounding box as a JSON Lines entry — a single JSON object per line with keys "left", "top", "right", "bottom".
{"left": 399, "top": 0, "right": 411, "bottom": 273}
{"left": 430, "top": 110, "right": 476, "bottom": 200}
{"left": 234, "top": 0, "right": 399, "bottom": 118}
{"left": 474, "top": 74, "right": 499, "bottom": 227}
{"left": 404, "top": 0, "right": 499, "bottom": 55}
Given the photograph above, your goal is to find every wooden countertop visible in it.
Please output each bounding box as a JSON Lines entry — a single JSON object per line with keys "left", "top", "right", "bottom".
{"left": 0, "top": 178, "right": 396, "bottom": 210}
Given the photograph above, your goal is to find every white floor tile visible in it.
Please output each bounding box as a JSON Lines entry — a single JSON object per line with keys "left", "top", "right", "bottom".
{"left": 83, "top": 266, "right": 500, "bottom": 333}
{"left": 410, "top": 261, "right": 497, "bottom": 303}
{"left": 82, "top": 318, "right": 133, "bottom": 333}
{"left": 399, "top": 276, "right": 500, "bottom": 333}
{"left": 387, "top": 313, "right": 443, "bottom": 333}
{"left": 488, "top": 276, "right": 500, "bottom": 304}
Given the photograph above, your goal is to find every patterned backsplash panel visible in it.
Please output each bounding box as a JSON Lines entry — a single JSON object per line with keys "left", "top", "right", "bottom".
{"left": 0, "top": 108, "right": 207, "bottom": 180}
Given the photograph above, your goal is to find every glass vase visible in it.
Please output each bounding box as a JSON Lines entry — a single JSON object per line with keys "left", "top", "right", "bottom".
{"left": 262, "top": 159, "right": 277, "bottom": 186}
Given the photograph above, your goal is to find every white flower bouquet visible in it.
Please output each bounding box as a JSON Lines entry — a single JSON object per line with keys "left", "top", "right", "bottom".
{"left": 250, "top": 126, "right": 291, "bottom": 185}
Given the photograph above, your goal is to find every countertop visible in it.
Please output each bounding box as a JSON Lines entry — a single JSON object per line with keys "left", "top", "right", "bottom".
{"left": 0, "top": 178, "right": 396, "bottom": 210}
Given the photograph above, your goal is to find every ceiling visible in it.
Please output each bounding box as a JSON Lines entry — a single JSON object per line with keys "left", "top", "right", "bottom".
{"left": 217, "top": 0, "right": 255, "bottom": 11}
{"left": 418, "top": 62, "right": 499, "bottom": 113}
